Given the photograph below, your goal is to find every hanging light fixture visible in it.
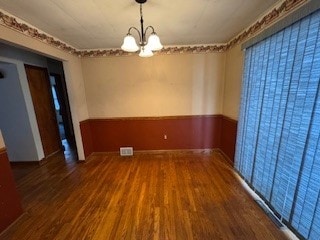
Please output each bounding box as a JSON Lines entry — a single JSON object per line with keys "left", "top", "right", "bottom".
{"left": 121, "top": 0, "right": 163, "bottom": 57}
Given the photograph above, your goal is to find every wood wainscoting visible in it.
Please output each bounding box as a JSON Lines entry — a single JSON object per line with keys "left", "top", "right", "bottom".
{"left": 220, "top": 116, "right": 238, "bottom": 162}
{"left": 0, "top": 148, "right": 23, "bottom": 232}
{"left": 79, "top": 119, "right": 94, "bottom": 159}
{"left": 80, "top": 115, "right": 238, "bottom": 163}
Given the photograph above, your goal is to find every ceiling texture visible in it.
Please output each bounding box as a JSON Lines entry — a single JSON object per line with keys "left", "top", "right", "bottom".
{"left": 0, "top": 0, "right": 281, "bottom": 51}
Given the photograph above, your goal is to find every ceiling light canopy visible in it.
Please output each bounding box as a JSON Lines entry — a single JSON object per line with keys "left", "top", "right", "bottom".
{"left": 121, "top": 0, "right": 163, "bottom": 57}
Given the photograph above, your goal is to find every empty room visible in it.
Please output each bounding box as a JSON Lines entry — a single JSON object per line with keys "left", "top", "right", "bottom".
{"left": 0, "top": 0, "right": 319, "bottom": 239}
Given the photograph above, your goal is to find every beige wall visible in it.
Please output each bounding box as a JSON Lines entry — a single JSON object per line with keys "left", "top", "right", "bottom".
{"left": 223, "top": 44, "right": 244, "bottom": 120}
{"left": 0, "top": 19, "right": 244, "bottom": 159}
{"left": 0, "top": 25, "right": 88, "bottom": 160}
{"left": 0, "top": 130, "right": 4, "bottom": 149}
{"left": 81, "top": 53, "right": 226, "bottom": 118}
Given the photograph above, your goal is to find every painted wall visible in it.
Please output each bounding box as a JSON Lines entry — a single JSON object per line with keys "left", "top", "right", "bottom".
{"left": 0, "top": 42, "right": 48, "bottom": 66}
{"left": 0, "top": 43, "right": 51, "bottom": 161}
{"left": 80, "top": 52, "right": 242, "bottom": 161}
{"left": 0, "top": 130, "right": 5, "bottom": 149}
{"left": 81, "top": 53, "right": 226, "bottom": 118}
{"left": 223, "top": 44, "right": 244, "bottom": 120}
{"left": 0, "top": 14, "right": 239, "bottom": 161}
{"left": 0, "top": 25, "right": 88, "bottom": 160}
{"left": 0, "top": 62, "right": 39, "bottom": 161}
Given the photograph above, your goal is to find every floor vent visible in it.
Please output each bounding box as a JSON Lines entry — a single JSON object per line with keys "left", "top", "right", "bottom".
{"left": 120, "top": 147, "right": 133, "bottom": 156}
{"left": 255, "top": 199, "right": 284, "bottom": 229}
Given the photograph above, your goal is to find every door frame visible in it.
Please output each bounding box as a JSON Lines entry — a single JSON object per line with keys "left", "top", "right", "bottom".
{"left": 50, "top": 73, "right": 77, "bottom": 146}
{"left": 25, "top": 64, "right": 62, "bottom": 158}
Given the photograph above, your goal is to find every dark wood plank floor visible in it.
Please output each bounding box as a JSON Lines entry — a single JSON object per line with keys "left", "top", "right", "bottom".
{"left": 1, "top": 151, "right": 288, "bottom": 240}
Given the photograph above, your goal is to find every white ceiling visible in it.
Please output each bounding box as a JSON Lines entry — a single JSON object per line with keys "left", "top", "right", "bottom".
{"left": 0, "top": 0, "right": 280, "bottom": 50}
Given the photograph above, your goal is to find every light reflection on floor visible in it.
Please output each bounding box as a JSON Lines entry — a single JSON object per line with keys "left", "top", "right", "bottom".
{"left": 62, "top": 138, "right": 78, "bottom": 163}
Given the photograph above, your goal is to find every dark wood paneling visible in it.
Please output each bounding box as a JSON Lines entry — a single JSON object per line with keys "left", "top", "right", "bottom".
{"left": 0, "top": 148, "right": 23, "bottom": 233}
{"left": 220, "top": 116, "right": 238, "bottom": 163}
{"left": 80, "top": 115, "right": 238, "bottom": 163}
{"left": 80, "top": 120, "right": 94, "bottom": 158}
{"left": 25, "top": 65, "right": 61, "bottom": 157}
{"left": 80, "top": 115, "right": 222, "bottom": 156}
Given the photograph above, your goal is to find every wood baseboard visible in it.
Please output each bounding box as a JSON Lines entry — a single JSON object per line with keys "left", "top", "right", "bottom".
{"left": 90, "top": 148, "right": 220, "bottom": 156}
{"left": 0, "top": 147, "right": 6, "bottom": 155}
{"left": 216, "top": 149, "right": 234, "bottom": 167}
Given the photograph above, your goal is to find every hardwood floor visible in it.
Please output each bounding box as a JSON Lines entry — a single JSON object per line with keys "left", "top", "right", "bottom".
{"left": 1, "top": 151, "right": 287, "bottom": 240}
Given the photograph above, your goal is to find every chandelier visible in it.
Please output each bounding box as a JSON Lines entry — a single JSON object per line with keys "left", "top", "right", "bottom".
{"left": 121, "top": 0, "right": 163, "bottom": 57}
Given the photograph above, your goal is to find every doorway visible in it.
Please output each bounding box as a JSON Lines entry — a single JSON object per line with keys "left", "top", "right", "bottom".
{"left": 49, "top": 73, "right": 78, "bottom": 161}
{"left": 25, "top": 65, "right": 62, "bottom": 158}
{"left": 25, "top": 64, "right": 78, "bottom": 162}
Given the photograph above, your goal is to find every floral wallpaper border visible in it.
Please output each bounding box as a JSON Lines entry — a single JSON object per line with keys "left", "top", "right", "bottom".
{"left": 0, "top": 0, "right": 308, "bottom": 57}
{"left": 225, "top": 0, "right": 307, "bottom": 50}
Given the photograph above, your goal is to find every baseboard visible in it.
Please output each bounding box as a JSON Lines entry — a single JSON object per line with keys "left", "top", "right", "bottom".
{"left": 216, "top": 149, "right": 234, "bottom": 166}
{"left": 91, "top": 148, "right": 219, "bottom": 154}
{"left": 9, "top": 150, "right": 63, "bottom": 166}
{"left": 0, "top": 147, "right": 6, "bottom": 155}
{"left": 87, "top": 148, "right": 231, "bottom": 162}
{"left": 0, "top": 212, "right": 25, "bottom": 237}
{"left": 10, "top": 161, "right": 41, "bottom": 166}
{"left": 39, "top": 149, "right": 63, "bottom": 165}
{"left": 133, "top": 148, "right": 220, "bottom": 154}
{"left": 38, "top": 157, "right": 48, "bottom": 166}
{"left": 235, "top": 174, "right": 300, "bottom": 240}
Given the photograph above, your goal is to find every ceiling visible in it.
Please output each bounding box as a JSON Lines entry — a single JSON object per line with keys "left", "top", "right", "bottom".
{"left": 0, "top": 0, "right": 280, "bottom": 50}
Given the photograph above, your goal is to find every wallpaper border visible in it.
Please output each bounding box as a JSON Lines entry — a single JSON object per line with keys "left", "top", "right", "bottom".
{"left": 0, "top": 0, "right": 307, "bottom": 57}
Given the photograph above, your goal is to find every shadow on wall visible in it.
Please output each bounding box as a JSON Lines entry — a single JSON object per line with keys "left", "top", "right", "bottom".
{"left": 191, "top": 54, "right": 225, "bottom": 115}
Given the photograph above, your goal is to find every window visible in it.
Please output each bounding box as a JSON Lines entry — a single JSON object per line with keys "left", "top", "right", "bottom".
{"left": 235, "top": 9, "right": 320, "bottom": 240}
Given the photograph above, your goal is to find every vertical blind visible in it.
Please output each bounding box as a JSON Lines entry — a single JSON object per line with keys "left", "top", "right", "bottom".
{"left": 235, "top": 9, "right": 320, "bottom": 240}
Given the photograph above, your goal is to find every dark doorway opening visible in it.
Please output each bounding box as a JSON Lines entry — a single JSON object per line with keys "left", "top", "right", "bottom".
{"left": 49, "top": 73, "right": 78, "bottom": 162}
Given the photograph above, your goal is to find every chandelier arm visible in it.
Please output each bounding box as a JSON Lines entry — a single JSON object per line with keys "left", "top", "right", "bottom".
{"left": 144, "top": 26, "right": 155, "bottom": 37}
{"left": 128, "top": 27, "right": 142, "bottom": 44}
